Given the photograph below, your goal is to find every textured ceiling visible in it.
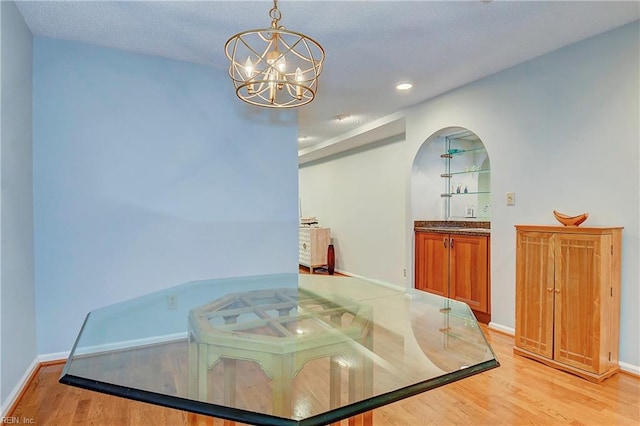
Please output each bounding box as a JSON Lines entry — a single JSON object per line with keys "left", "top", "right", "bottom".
{"left": 16, "top": 1, "right": 640, "bottom": 157}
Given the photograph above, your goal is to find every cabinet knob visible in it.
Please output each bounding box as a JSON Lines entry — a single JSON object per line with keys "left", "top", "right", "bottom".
{"left": 450, "top": 238, "right": 454, "bottom": 248}
{"left": 546, "top": 288, "right": 553, "bottom": 292}
{"left": 443, "top": 238, "right": 448, "bottom": 248}
{"left": 555, "top": 289, "right": 560, "bottom": 294}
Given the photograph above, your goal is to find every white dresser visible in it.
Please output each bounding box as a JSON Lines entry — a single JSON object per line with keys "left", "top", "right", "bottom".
{"left": 299, "top": 227, "right": 331, "bottom": 272}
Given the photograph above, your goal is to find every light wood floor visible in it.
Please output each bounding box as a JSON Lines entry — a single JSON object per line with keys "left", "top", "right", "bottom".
{"left": 7, "top": 326, "right": 639, "bottom": 425}
{"left": 6, "top": 268, "right": 639, "bottom": 425}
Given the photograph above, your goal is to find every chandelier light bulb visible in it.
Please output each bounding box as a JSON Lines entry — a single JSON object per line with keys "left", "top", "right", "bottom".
{"left": 276, "top": 54, "right": 285, "bottom": 90}
{"left": 244, "top": 57, "right": 254, "bottom": 77}
{"left": 267, "top": 49, "right": 285, "bottom": 91}
{"left": 295, "top": 67, "right": 303, "bottom": 100}
{"left": 268, "top": 69, "right": 277, "bottom": 103}
{"left": 277, "top": 56, "right": 286, "bottom": 73}
{"left": 244, "top": 57, "right": 255, "bottom": 93}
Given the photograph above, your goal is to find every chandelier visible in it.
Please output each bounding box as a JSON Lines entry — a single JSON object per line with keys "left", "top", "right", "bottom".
{"left": 224, "top": 0, "right": 325, "bottom": 108}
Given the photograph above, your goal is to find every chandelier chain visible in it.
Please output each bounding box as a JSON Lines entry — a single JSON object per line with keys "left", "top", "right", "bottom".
{"left": 269, "top": 0, "right": 281, "bottom": 28}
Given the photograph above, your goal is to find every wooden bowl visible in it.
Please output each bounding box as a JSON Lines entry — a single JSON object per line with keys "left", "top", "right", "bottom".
{"left": 553, "top": 210, "right": 589, "bottom": 227}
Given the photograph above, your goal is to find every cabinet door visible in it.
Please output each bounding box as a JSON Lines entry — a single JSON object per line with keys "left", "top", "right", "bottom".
{"left": 414, "top": 232, "right": 449, "bottom": 296}
{"left": 309, "top": 228, "right": 330, "bottom": 267}
{"left": 449, "top": 235, "right": 489, "bottom": 313}
{"left": 554, "top": 233, "right": 611, "bottom": 374}
{"left": 515, "top": 231, "right": 554, "bottom": 359}
{"left": 299, "top": 228, "right": 311, "bottom": 266}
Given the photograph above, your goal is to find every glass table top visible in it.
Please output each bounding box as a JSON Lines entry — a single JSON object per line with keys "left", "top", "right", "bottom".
{"left": 60, "top": 273, "right": 499, "bottom": 425}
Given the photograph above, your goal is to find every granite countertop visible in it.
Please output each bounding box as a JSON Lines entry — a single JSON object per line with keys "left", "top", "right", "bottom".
{"left": 414, "top": 220, "right": 490, "bottom": 236}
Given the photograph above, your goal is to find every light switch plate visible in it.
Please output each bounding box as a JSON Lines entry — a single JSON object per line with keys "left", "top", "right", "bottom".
{"left": 506, "top": 191, "right": 515, "bottom": 206}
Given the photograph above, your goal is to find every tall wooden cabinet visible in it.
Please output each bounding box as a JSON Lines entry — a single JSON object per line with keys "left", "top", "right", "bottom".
{"left": 415, "top": 231, "right": 490, "bottom": 322}
{"left": 514, "top": 225, "right": 622, "bottom": 382}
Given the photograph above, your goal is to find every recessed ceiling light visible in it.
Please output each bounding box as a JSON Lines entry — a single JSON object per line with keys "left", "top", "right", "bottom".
{"left": 396, "top": 83, "right": 413, "bottom": 91}
{"left": 334, "top": 113, "right": 352, "bottom": 122}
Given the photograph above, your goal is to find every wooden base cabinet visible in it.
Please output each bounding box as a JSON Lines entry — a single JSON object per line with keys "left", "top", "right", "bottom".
{"left": 514, "top": 225, "right": 622, "bottom": 383}
{"left": 299, "top": 227, "right": 331, "bottom": 273}
{"left": 415, "top": 231, "right": 490, "bottom": 322}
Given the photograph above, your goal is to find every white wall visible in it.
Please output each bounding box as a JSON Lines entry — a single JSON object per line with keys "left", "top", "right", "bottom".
{"left": 411, "top": 134, "right": 447, "bottom": 220}
{"left": 33, "top": 37, "right": 299, "bottom": 356}
{"left": 0, "top": 0, "right": 36, "bottom": 409}
{"left": 299, "top": 135, "right": 407, "bottom": 286}
{"left": 405, "top": 21, "right": 639, "bottom": 369}
{"left": 300, "top": 22, "right": 640, "bottom": 369}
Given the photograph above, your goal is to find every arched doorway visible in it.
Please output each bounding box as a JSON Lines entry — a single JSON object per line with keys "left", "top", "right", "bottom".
{"left": 411, "top": 127, "right": 490, "bottom": 222}
{"left": 410, "top": 126, "right": 492, "bottom": 323}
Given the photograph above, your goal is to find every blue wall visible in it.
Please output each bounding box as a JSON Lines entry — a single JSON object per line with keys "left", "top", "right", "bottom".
{"left": 33, "top": 37, "right": 299, "bottom": 355}
{"left": 0, "top": 0, "right": 36, "bottom": 408}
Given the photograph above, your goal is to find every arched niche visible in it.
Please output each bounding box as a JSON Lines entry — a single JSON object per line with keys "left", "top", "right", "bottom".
{"left": 411, "top": 127, "right": 490, "bottom": 222}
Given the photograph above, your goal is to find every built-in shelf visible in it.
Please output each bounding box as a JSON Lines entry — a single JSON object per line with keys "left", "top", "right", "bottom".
{"left": 441, "top": 132, "right": 491, "bottom": 219}
{"left": 441, "top": 169, "right": 490, "bottom": 178}
{"left": 441, "top": 191, "right": 491, "bottom": 197}
{"left": 440, "top": 147, "right": 487, "bottom": 158}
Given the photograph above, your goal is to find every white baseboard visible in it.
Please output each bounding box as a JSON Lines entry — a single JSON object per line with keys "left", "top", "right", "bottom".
{"left": 0, "top": 356, "right": 39, "bottom": 418}
{"left": 38, "top": 351, "right": 70, "bottom": 364}
{"left": 73, "top": 332, "right": 186, "bottom": 356}
{"left": 619, "top": 361, "right": 640, "bottom": 376}
{"left": 0, "top": 332, "right": 186, "bottom": 419}
{"left": 488, "top": 322, "right": 515, "bottom": 336}
{"left": 334, "top": 269, "right": 404, "bottom": 291}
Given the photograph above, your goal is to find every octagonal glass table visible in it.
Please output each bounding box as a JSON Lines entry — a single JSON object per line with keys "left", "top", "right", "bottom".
{"left": 60, "top": 273, "right": 499, "bottom": 425}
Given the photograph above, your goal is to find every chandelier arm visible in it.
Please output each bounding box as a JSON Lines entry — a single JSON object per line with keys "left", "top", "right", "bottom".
{"left": 246, "top": 84, "right": 301, "bottom": 108}
{"left": 275, "top": 33, "right": 324, "bottom": 66}
{"left": 227, "top": 39, "right": 240, "bottom": 79}
{"left": 240, "top": 82, "right": 269, "bottom": 99}
{"left": 284, "top": 81, "right": 313, "bottom": 100}
{"left": 276, "top": 36, "right": 324, "bottom": 77}
{"left": 237, "top": 33, "right": 273, "bottom": 65}
{"left": 273, "top": 36, "right": 305, "bottom": 65}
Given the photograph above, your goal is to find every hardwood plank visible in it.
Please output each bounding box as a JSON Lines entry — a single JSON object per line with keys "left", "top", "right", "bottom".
{"left": 6, "top": 323, "right": 638, "bottom": 425}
